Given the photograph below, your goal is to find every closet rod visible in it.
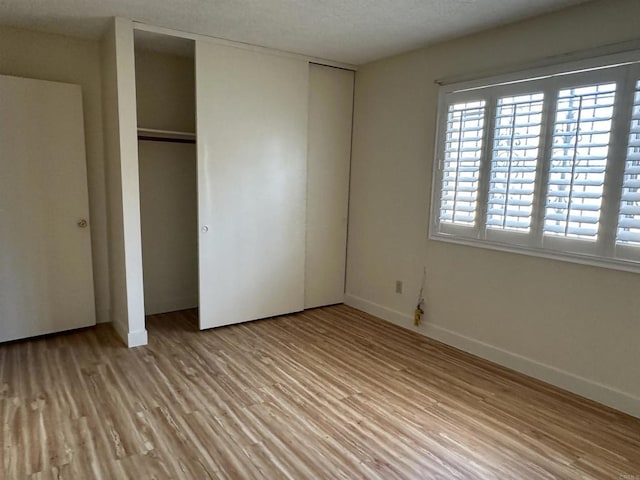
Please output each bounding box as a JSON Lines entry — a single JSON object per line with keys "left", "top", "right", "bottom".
{"left": 138, "top": 135, "right": 196, "bottom": 144}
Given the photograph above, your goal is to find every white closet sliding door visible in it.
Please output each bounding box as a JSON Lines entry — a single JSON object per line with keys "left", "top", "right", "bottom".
{"left": 305, "top": 64, "right": 354, "bottom": 308}
{"left": 196, "top": 42, "right": 308, "bottom": 329}
{"left": 0, "top": 75, "right": 95, "bottom": 342}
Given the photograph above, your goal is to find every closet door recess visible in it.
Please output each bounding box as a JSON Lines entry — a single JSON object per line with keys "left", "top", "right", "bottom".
{"left": 196, "top": 42, "right": 308, "bottom": 329}
{"left": 305, "top": 64, "right": 354, "bottom": 309}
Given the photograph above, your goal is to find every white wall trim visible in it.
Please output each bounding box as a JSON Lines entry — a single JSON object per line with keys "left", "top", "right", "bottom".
{"left": 132, "top": 21, "right": 357, "bottom": 72}
{"left": 114, "top": 17, "right": 148, "bottom": 348}
{"left": 112, "top": 318, "right": 148, "bottom": 348}
{"left": 344, "top": 293, "right": 640, "bottom": 419}
{"left": 429, "top": 233, "right": 640, "bottom": 275}
{"left": 126, "top": 328, "right": 149, "bottom": 348}
{"left": 145, "top": 296, "right": 198, "bottom": 316}
{"left": 96, "top": 306, "right": 111, "bottom": 324}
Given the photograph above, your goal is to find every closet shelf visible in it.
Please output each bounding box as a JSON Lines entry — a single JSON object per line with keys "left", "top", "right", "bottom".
{"left": 137, "top": 128, "right": 196, "bottom": 144}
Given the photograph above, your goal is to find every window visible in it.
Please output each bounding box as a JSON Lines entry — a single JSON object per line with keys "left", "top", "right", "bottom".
{"left": 440, "top": 101, "right": 485, "bottom": 226}
{"left": 544, "top": 83, "right": 615, "bottom": 240}
{"left": 618, "top": 80, "right": 640, "bottom": 248}
{"left": 488, "top": 93, "right": 543, "bottom": 232}
{"left": 431, "top": 52, "right": 640, "bottom": 272}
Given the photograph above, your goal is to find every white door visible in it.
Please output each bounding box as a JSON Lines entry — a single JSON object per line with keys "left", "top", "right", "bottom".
{"left": 0, "top": 75, "right": 96, "bottom": 342}
{"left": 195, "top": 42, "right": 308, "bottom": 329}
{"left": 305, "top": 64, "right": 354, "bottom": 308}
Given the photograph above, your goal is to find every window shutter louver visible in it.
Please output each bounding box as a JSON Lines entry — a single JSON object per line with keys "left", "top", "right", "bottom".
{"left": 432, "top": 55, "right": 640, "bottom": 273}
{"left": 617, "top": 80, "right": 640, "bottom": 246}
{"left": 487, "top": 93, "right": 544, "bottom": 232}
{"left": 544, "top": 83, "right": 616, "bottom": 240}
{"left": 439, "top": 101, "right": 486, "bottom": 226}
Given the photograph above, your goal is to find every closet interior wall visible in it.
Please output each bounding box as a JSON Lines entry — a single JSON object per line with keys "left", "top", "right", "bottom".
{"left": 134, "top": 40, "right": 198, "bottom": 316}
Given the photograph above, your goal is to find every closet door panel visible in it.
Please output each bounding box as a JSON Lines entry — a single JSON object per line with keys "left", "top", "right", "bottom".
{"left": 305, "top": 65, "right": 354, "bottom": 308}
{"left": 0, "top": 75, "right": 95, "bottom": 342}
{"left": 196, "top": 42, "right": 308, "bottom": 329}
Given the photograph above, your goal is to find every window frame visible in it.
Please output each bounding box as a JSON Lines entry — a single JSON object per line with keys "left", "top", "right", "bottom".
{"left": 429, "top": 51, "right": 640, "bottom": 274}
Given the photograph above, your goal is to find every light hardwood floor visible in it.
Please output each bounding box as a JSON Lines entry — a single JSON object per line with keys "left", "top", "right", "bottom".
{"left": 1, "top": 305, "right": 639, "bottom": 479}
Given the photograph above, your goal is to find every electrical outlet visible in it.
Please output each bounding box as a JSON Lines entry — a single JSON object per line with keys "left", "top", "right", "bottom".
{"left": 395, "top": 280, "right": 403, "bottom": 294}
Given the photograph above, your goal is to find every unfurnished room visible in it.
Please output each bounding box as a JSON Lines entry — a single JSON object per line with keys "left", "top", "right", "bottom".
{"left": 0, "top": 0, "right": 639, "bottom": 478}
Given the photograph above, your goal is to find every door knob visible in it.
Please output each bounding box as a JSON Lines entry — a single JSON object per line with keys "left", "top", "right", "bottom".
{"left": 77, "top": 219, "right": 88, "bottom": 228}
{"left": 201, "top": 225, "right": 209, "bottom": 233}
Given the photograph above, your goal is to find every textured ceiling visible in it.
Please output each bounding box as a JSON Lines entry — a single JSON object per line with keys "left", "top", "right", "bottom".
{"left": 1, "top": 0, "right": 592, "bottom": 64}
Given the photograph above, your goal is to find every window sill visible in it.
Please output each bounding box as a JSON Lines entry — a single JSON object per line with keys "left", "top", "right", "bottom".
{"left": 429, "top": 231, "right": 640, "bottom": 275}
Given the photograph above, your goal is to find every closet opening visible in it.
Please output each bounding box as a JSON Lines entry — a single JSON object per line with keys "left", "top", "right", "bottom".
{"left": 134, "top": 30, "right": 199, "bottom": 333}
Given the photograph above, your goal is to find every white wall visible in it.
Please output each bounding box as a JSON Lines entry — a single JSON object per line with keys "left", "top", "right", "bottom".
{"left": 0, "top": 26, "right": 110, "bottom": 324}
{"left": 346, "top": 0, "right": 640, "bottom": 417}
{"left": 101, "top": 18, "right": 147, "bottom": 347}
{"left": 135, "top": 49, "right": 195, "bottom": 132}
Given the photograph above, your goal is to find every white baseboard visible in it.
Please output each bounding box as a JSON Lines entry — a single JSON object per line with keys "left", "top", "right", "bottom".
{"left": 345, "top": 293, "right": 640, "bottom": 419}
{"left": 112, "top": 319, "right": 148, "bottom": 348}
{"left": 145, "top": 296, "right": 198, "bottom": 316}
{"left": 96, "top": 306, "right": 110, "bottom": 324}
{"left": 127, "top": 328, "right": 148, "bottom": 348}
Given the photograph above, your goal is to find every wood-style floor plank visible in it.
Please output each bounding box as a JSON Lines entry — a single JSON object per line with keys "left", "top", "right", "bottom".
{"left": 1, "top": 305, "right": 639, "bottom": 479}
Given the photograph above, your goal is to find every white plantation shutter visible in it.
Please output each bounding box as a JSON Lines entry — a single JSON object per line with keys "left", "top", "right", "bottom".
{"left": 431, "top": 54, "right": 640, "bottom": 272}
{"left": 617, "top": 80, "right": 640, "bottom": 246}
{"left": 439, "top": 101, "right": 485, "bottom": 226}
{"left": 544, "top": 83, "right": 615, "bottom": 240}
{"left": 487, "top": 93, "right": 544, "bottom": 232}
